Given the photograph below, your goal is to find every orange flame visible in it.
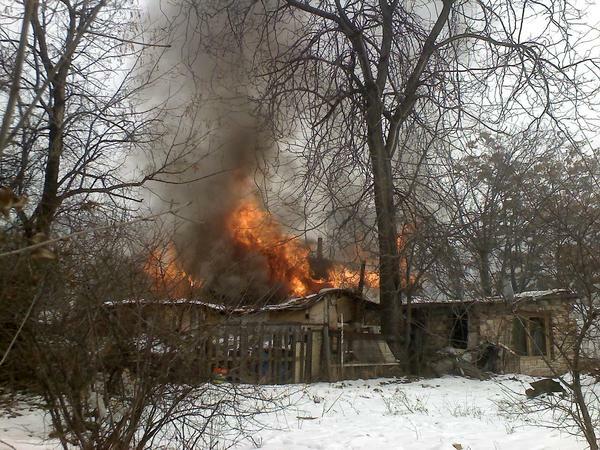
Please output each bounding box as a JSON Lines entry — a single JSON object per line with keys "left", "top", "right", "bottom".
{"left": 144, "top": 196, "right": 417, "bottom": 298}
{"left": 226, "top": 198, "right": 324, "bottom": 296}
{"left": 327, "top": 225, "right": 418, "bottom": 291}
{"left": 327, "top": 265, "right": 380, "bottom": 289}
{"left": 144, "top": 242, "right": 200, "bottom": 297}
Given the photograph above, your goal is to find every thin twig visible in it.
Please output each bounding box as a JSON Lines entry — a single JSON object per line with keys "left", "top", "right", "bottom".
{"left": 0, "top": 439, "right": 17, "bottom": 450}
{"left": 0, "top": 205, "right": 189, "bottom": 258}
{"left": 87, "top": 30, "right": 172, "bottom": 48}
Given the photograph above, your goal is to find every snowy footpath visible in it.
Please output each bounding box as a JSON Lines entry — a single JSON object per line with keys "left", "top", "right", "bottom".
{"left": 0, "top": 376, "right": 590, "bottom": 449}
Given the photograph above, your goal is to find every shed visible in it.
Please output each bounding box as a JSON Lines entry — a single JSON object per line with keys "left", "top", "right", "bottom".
{"left": 405, "top": 289, "right": 578, "bottom": 376}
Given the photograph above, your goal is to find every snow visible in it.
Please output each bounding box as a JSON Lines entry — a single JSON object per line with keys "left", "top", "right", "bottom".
{"left": 513, "top": 289, "right": 576, "bottom": 299}
{"left": 0, "top": 393, "right": 53, "bottom": 450}
{"left": 410, "top": 289, "right": 576, "bottom": 306}
{"left": 104, "top": 288, "right": 378, "bottom": 315}
{"left": 0, "top": 376, "right": 591, "bottom": 449}
{"left": 240, "top": 376, "right": 588, "bottom": 450}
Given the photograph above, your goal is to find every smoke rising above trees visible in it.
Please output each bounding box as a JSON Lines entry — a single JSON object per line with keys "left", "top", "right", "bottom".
{"left": 143, "top": 1, "right": 312, "bottom": 302}
{"left": 180, "top": 0, "right": 600, "bottom": 358}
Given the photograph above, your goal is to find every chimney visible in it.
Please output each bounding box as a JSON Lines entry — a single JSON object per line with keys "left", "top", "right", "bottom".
{"left": 317, "top": 237, "right": 323, "bottom": 260}
{"left": 357, "top": 260, "right": 366, "bottom": 294}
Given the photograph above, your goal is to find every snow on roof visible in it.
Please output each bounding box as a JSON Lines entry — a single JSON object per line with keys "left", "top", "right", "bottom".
{"left": 105, "top": 288, "right": 377, "bottom": 315}
{"left": 513, "top": 288, "right": 576, "bottom": 299}
{"left": 106, "top": 288, "right": 575, "bottom": 313}
{"left": 409, "top": 288, "right": 577, "bottom": 307}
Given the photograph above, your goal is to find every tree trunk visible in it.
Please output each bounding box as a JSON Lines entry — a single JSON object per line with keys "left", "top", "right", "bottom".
{"left": 478, "top": 248, "right": 492, "bottom": 296}
{"left": 0, "top": 0, "right": 34, "bottom": 159}
{"left": 572, "top": 371, "right": 598, "bottom": 450}
{"left": 570, "top": 307, "right": 598, "bottom": 450}
{"left": 366, "top": 100, "right": 403, "bottom": 358}
{"left": 29, "top": 1, "right": 78, "bottom": 236}
{"left": 34, "top": 66, "right": 69, "bottom": 235}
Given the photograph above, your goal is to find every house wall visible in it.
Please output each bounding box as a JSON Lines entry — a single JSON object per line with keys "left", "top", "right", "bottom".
{"left": 413, "top": 297, "right": 575, "bottom": 376}
{"left": 264, "top": 293, "right": 364, "bottom": 328}
{"left": 110, "top": 292, "right": 376, "bottom": 332}
{"left": 414, "top": 307, "right": 450, "bottom": 354}
{"left": 475, "top": 299, "right": 574, "bottom": 376}
{"left": 105, "top": 295, "right": 398, "bottom": 383}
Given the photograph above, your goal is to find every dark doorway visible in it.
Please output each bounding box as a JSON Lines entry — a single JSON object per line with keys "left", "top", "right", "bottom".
{"left": 450, "top": 312, "right": 468, "bottom": 349}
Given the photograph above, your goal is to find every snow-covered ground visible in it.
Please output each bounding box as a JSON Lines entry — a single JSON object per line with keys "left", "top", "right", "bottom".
{"left": 0, "top": 376, "right": 591, "bottom": 449}
{"left": 239, "top": 376, "right": 588, "bottom": 450}
{"left": 0, "top": 391, "right": 53, "bottom": 450}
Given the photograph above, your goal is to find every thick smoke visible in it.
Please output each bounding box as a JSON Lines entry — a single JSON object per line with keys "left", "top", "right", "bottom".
{"left": 146, "top": 1, "right": 294, "bottom": 303}
{"left": 170, "top": 128, "right": 280, "bottom": 303}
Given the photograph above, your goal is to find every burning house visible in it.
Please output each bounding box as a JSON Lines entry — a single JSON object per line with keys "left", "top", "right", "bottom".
{"left": 111, "top": 181, "right": 405, "bottom": 384}
{"left": 109, "top": 254, "right": 580, "bottom": 383}
{"left": 106, "top": 288, "right": 399, "bottom": 384}
{"left": 115, "top": 193, "right": 581, "bottom": 383}
{"left": 127, "top": 23, "right": 401, "bottom": 382}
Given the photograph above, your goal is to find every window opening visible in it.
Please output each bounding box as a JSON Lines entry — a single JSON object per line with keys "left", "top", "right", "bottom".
{"left": 450, "top": 312, "right": 469, "bottom": 349}
{"left": 512, "top": 315, "right": 549, "bottom": 356}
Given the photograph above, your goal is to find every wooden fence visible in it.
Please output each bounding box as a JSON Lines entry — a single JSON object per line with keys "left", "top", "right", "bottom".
{"left": 193, "top": 323, "right": 317, "bottom": 384}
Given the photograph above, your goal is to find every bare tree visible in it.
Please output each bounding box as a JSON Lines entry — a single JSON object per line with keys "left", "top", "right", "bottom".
{"left": 448, "top": 136, "right": 600, "bottom": 448}
{"left": 0, "top": 0, "right": 214, "bottom": 377}
{"left": 434, "top": 131, "right": 565, "bottom": 297}
{"left": 534, "top": 148, "right": 600, "bottom": 449}
{"left": 189, "top": 0, "right": 600, "bottom": 357}
{"left": 0, "top": 0, "right": 204, "bottom": 239}
{"left": 23, "top": 225, "right": 288, "bottom": 449}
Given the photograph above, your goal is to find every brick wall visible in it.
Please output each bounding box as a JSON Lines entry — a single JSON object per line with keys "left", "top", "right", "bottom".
{"left": 411, "top": 297, "right": 576, "bottom": 376}
{"left": 474, "top": 299, "right": 575, "bottom": 376}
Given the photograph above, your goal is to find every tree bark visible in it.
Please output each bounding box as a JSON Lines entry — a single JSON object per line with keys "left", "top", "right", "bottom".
{"left": 35, "top": 69, "right": 67, "bottom": 235}
{"left": 30, "top": 2, "right": 74, "bottom": 235}
{"left": 368, "top": 117, "right": 403, "bottom": 357}
{"left": 0, "top": 0, "right": 34, "bottom": 159}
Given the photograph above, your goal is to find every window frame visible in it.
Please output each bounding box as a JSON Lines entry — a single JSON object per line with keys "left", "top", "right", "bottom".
{"left": 512, "top": 313, "right": 552, "bottom": 357}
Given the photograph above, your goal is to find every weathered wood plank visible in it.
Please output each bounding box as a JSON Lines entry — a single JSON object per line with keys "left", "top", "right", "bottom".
{"left": 306, "top": 330, "right": 313, "bottom": 383}
{"left": 298, "top": 329, "right": 305, "bottom": 383}
{"left": 290, "top": 328, "right": 297, "bottom": 384}
{"left": 269, "top": 331, "right": 276, "bottom": 384}
{"left": 240, "top": 327, "right": 248, "bottom": 383}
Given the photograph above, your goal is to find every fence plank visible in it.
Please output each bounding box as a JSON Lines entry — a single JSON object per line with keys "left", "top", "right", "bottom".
{"left": 298, "top": 329, "right": 306, "bottom": 383}
{"left": 193, "top": 323, "right": 313, "bottom": 384}
{"left": 290, "top": 328, "right": 297, "bottom": 384}
{"left": 240, "top": 327, "right": 248, "bottom": 383}
{"left": 257, "top": 325, "right": 264, "bottom": 384}
{"left": 269, "top": 331, "right": 276, "bottom": 384}
{"left": 305, "top": 329, "right": 313, "bottom": 383}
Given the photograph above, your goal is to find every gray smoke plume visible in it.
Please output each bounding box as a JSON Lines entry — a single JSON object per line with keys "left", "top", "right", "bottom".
{"left": 145, "top": 1, "right": 299, "bottom": 303}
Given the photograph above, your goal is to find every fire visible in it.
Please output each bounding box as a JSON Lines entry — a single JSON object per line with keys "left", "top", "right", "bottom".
{"left": 226, "top": 198, "right": 324, "bottom": 296}
{"left": 144, "top": 242, "right": 200, "bottom": 297}
{"left": 144, "top": 195, "right": 417, "bottom": 299}
{"left": 397, "top": 224, "right": 418, "bottom": 289}
{"left": 327, "top": 265, "right": 379, "bottom": 289}
{"left": 327, "top": 226, "right": 418, "bottom": 291}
